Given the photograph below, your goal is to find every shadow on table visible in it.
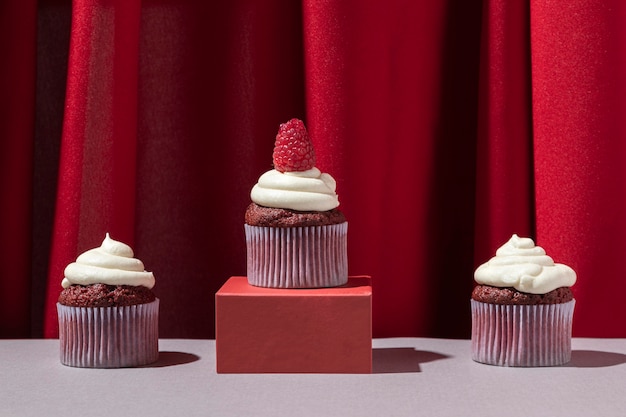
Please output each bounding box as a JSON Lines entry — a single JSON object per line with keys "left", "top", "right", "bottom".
{"left": 372, "top": 348, "right": 450, "bottom": 374}
{"left": 144, "top": 351, "right": 201, "bottom": 368}
{"left": 566, "top": 350, "right": 626, "bottom": 368}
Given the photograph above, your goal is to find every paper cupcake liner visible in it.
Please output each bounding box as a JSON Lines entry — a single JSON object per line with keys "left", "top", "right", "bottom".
{"left": 57, "top": 299, "right": 159, "bottom": 368}
{"left": 245, "top": 222, "right": 348, "bottom": 288}
{"left": 471, "top": 299, "right": 575, "bottom": 367}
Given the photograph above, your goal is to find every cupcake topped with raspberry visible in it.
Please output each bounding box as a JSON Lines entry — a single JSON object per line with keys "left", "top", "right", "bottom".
{"left": 246, "top": 118, "right": 346, "bottom": 227}
{"left": 245, "top": 118, "right": 348, "bottom": 288}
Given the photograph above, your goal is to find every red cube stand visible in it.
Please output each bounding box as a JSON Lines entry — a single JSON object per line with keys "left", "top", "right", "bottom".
{"left": 215, "top": 276, "right": 372, "bottom": 373}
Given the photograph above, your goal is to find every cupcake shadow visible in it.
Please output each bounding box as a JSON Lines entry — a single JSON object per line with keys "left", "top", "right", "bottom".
{"left": 372, "top": 348, "right": 450, "bottom": 374}
{"left": 565, "top": 350, "right": 626, "bottom": 368}
{"left": 142, "top": 351, "right": 201, "bottom": 368}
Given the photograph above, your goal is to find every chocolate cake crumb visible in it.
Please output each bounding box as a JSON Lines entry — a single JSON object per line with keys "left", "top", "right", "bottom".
{"left": 244, "top": 202, "right": 346, "bottom": 227}
{"left": 471, "top": 285, "right": 573, "bottom": 305}
{"left": 58, "top": 283, "right": 156, "bottom": 307}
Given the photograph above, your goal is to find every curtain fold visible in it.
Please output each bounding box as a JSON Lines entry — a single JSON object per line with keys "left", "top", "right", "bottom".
{"left": 0, "top": 0, "right": 37, "bottom": 338}
{"left": 130, "top": 0, "right": 305, "bottom": 338}
{"left": 2, "top": 0, "right": 625, "bottom": 339}
{"left": 43, "top": 0, "right": 142, "bottom": 337}
{"left": 531, "top": 0, "right": 626, "bottom": 336}
{"left": 302, "top": 1, "right": 482, "bottom": 337}
{"left": 474, "top": 0, "right": 534, "bottom": 263}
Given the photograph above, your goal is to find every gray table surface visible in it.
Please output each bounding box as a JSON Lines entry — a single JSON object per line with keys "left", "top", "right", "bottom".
{"left": 2, "top": 337, "right": 626, "bottom": 417}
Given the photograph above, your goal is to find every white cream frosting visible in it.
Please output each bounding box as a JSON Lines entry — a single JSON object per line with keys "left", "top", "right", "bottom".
{"left": 62, "top": 233, "right": 155, "bottom": 289}
{"left": 250, "top": 167, "right": 340, "bottom": 211}
{"left": 474, "top": 234, "right": 576, "bottom": 294}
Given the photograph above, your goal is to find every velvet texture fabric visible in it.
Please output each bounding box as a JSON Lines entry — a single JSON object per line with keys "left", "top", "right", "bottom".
{"left": 1, "top": 0, "right": 625, "bottom": 339}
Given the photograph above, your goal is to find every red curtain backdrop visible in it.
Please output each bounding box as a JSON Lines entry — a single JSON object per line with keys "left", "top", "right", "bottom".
{"left": 1, "top": 0, "right": 625, "bottom": 339}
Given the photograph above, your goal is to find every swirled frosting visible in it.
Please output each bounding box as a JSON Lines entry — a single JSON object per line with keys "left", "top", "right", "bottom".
{"left": 250, "top": 167, "right": 340, "bottom": 211}
{"left": 62, "top": 233, "right": 155, "bottom": 289}
{"left": 474, "top": 234, "right": 576, "bottom": 294}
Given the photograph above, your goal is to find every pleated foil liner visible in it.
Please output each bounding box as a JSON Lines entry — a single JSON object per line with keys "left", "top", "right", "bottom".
{"left": 245, "top": 222, "right": 348, "bottom": 288}
{"left": 471, "top": 299, "right": 575, "bottom": 367}
{"left": 57, "top": 299, "right": 159, "bottom": 368}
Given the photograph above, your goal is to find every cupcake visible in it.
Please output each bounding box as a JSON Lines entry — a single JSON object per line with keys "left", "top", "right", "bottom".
{"left": 471, "top": 234, "right": 576, "bottom": 367}
{"left": 245, "top": 118, "right": 348, "bottom": 288}
{"left": 57, "top": 233, "right": 159, "bottom": 368}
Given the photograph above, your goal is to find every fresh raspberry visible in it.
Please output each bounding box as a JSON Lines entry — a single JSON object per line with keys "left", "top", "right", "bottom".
{"left": 272, "top": 118, "right": 316, "bottom": 172}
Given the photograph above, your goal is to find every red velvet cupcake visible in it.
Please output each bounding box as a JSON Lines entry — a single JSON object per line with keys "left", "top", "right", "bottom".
{"left": 245, "top": 119, "right": 348, "bottom": 288}
{"left": 471, "top": 235, "right": 576, "bottom": 367}
{"left": 57, "top": 234, "right": 159, "bottom": 368}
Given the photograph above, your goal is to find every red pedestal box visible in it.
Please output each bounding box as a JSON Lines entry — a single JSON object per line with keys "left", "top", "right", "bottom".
{"left": 215, "top": 276, "right": 372, "bottom": 373}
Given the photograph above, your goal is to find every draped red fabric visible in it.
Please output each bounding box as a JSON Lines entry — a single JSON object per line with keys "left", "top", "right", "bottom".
{"left": 0, "top": 0, "right": 37, "bottom": 338}
{"left": 41, "top": 0, "right": 142, "bottom": 337}
{"left": 301, "top": 1, "right": 483, "bottom": 337}
{"left": 1, "top": 0, "right": 625, "bottom": 339}
{"left": 531, "top": 0, "right": 626, "bottom": 336}
{"left": 475, "top": 0, "right": 534, "bottom": 259}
